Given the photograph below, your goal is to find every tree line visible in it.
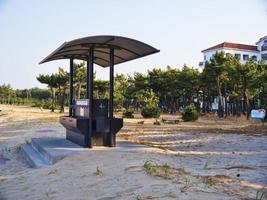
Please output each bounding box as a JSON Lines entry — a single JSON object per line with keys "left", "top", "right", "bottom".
{"left": 1, "top": 51, "right": 267, "bottom": 118}
{"left": 0, "top": 84, "right": 50, "bottom": 105}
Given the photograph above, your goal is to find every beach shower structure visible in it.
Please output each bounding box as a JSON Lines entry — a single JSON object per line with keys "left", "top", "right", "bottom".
{"left": 39, "top": 35, "right": 159, "bottom": 148}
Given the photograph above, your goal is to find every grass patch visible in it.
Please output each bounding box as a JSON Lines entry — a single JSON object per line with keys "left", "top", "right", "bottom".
{"left": 4, "top": 145, "right": 21, "bottom": 154}
{"left": 135, "top": 194, "right": 142, "bottom": 200}
{"left": 143, "top": 160, "right": 157, "bottom": 175}
{"left": 94, "top": 166, "right": 103, "bottom": 176}
{"left": 144, "top": 160, "right": 172, "bottom": 179}
{"left": 162, "top": 163, "right": 171, "bottom": 178}
{"left": 15, "top": 145, "right": 21, "bottom": 154}
{"left": 256, "top": 187, "right": 265, "bottom": 200}
{"left": 203, "top": 161, "right": 211, "bottom": 170}
{"left": 202, "top": 176, "right": 217, "bottom": 188}
{"left": 180, "top": 177, "right": 191, "bottom": 193}
{"left": 143, "top": 160, "right": 187, "bottom": 180}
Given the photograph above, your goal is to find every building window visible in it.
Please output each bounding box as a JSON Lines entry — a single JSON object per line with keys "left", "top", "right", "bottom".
{"left": 243, "top": 54, "right": 249, "bottom": 61}
{"left": 251, "top": 55, "right": 257, "bottom": 61}
{"left": 199, "top": 61, "right": 204, "bottom": 66}
{"left": 234, "top": 53, "right": 241, "bottom": 59}
{"left": 204, "top": 55, "right": 206, "bottom": 61}
{"left": 262, "top": 54, "right": 267, "bottom": 60}
{"left": 226, "top": 53, "right": 232, "bottom": 57}
{"left": 262, "top": 44, "right": 267, "bottom": 51}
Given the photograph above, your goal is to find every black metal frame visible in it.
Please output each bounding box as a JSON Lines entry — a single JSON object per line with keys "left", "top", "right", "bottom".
{"left": 87, "top": 47, "right": 94, "bottom": 148}
{"left": 69, "top": 58, "right": 74, "bottom": 116}
{"left": 109, "top": 48, "right": 114, "bottom": 147}
{"left": 68, "top": 47, "right": 117, "bottom": 148}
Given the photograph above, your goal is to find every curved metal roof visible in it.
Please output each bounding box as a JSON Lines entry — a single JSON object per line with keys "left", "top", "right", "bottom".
{"left": 39, "top": 35, "right": 159, "bottom": 67}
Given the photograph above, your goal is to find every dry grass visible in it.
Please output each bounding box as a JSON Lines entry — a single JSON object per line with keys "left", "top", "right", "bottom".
{"left": 143, "top": 160, "right": 188, "bottom": 180}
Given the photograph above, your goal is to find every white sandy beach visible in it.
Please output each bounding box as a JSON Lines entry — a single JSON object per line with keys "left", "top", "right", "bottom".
{"left": 0, "top": 105, "right": 266, "bottom": 200}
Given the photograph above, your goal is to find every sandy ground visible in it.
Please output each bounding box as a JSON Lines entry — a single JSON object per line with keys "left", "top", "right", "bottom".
{"left": 0, "top": 105, "right": 266, "bottom": 200}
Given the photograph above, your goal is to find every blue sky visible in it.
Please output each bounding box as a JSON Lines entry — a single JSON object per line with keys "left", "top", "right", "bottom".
{"left": 0, "top": 0, "right": 266, "bottom": 89}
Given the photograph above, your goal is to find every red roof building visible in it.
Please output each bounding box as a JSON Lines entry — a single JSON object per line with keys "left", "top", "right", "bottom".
{"left": 200, "top": 36, "right": 267, "bottom": 66}
{"left": 201, "top": 42, "right": 258, "bottom": 53}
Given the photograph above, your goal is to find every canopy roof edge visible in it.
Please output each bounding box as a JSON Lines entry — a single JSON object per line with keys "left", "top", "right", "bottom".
{"left": 39, "top": 35, "right": 159, "bottom": 67}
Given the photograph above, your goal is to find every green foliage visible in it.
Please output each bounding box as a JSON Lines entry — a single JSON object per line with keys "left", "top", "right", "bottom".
{"left": 203, "top": 51, "right": 229, "bottom": 117}
{"left": 31, "top": 99, "right": 56, "bottom": 110}
{"left": 1, "top": 55, "right": 266, "bottom": 119}
{"left": 37, "top": 67, "right": 68, "bottom": 112}
{"left": 162, "top": 163, "right": 171, "bottom": 178}
{"left": 202, "top": 176, "right": 217, "bottom": 188}
{"left": 180, "top": 178, "right": 191, "bottom": 193}
{"left": 0, "top": 83, "right": 51, "bottom": 106}
{"left": 141, "top": 106, "right": 160, "bottom": 118}
{"left": 143, "top": 160, "right": 157, "bottom": 175}
{"left": 203, "top": 161, "right": 210, "bottom": 170}
{"left": 94, "top": 80, "right": 109, "bottom": 99}
{"left": 122, "top": 108, "right": 134, "bottom": 118}
{"left": 138, "top": 89, "right": 159, "bottom": 107}
{"left": 256, "top": 188, "right": 265, "bottom": 200}
{"left": 94, "top": 166, "right": 103, "bottom": 176}
{"left": 42, "top": 101, "right": 54, "bottom": 109}
{"left": 74, "top": 61, "right": 87, "bottom": 99}
{"left": 31, "top": 100, "right": 42, "bottom": 107}
{"left": 28, "top": 88, "right": 50, "bottom": 100}
{"left": 114, "top": 74, "right": 129, "bottom": 109}
{"left": 138, "top": 89, "right": 160, "bottom": 118}
{"left": 182, "top": 104, "right": 199, "bottom": 122}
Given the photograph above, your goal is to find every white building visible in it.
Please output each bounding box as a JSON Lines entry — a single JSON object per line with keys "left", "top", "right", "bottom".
{"left": 199, "top": 35, "right": 267, "bottom": 66}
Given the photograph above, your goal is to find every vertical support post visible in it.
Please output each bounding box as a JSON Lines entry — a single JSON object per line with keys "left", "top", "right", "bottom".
{"left": 109, "top": 48, "right": 115, "bottom": 147}
{"left": 109, "top": 48, "right": 114, "bottom": 119}
{"left": 69, "top": 58, "right": 74, "bottom": 116}
{"left": 86, "top": 47, "right": 94, "bottom": 148}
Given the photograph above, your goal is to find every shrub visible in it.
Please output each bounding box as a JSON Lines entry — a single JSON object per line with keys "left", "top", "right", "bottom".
{"left": 31, "top": 100, "right": 43, "bottom": 107}
{"left": 123, "top": 108, "right": 134, "bottom": 118}
{"left": 138, "top": 89, "right": 160, "bottom": 118}
{"left": 141, "top": 106, "right": 160, "bottom": 118}
{"left": 42, "top": 100, "right": 54, "bottom": 109}
{"left": 182, "top": 104, "right": 199, "bottom": 122}
{"left": 31, "top": 100, "right": 56, "bottom": 110}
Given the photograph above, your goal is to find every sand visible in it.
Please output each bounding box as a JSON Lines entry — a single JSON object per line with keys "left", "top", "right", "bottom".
{"left": 0, "top": 105, "right": 266, "bottom": 200}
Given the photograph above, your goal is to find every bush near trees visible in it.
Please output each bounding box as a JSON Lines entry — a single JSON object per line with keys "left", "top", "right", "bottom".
{"left": 139, "top": 89, "right": 160, "bottom": 118}
{"left": 141, "top": 106, "right": 160, "bottom": 118}
{"left": 182, "top": 104, "right": 199, "bottom": 122}
{"left": 122, "top": 108, "right": 134, "bottom": 118}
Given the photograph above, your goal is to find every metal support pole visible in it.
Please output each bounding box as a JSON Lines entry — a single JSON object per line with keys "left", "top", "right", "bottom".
{"left": 69, "top": 58, "right": 74, "bottom": 116}
{"left": 109, "top": 48, "right": 114, "bottom": 119}
{"left": 86, "top": 47, "right": 94, "bottom": 148}
{"left": 109, "top": 48, "right": 114, "bottom": 147}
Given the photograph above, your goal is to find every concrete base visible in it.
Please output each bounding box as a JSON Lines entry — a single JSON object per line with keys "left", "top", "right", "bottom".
{"left": 21, "top": 137, "right": 83, "bottom": 168}
{"left": 21, "top": 137, "right": 151, "bottom": 168}
{"left": 21, "top": 144, "right": 49, "bottom": 168}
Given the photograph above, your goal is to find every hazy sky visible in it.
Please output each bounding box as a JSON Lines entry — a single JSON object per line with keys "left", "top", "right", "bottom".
{"left": 0, "top": 0, "right": 266, "bottom": 89}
